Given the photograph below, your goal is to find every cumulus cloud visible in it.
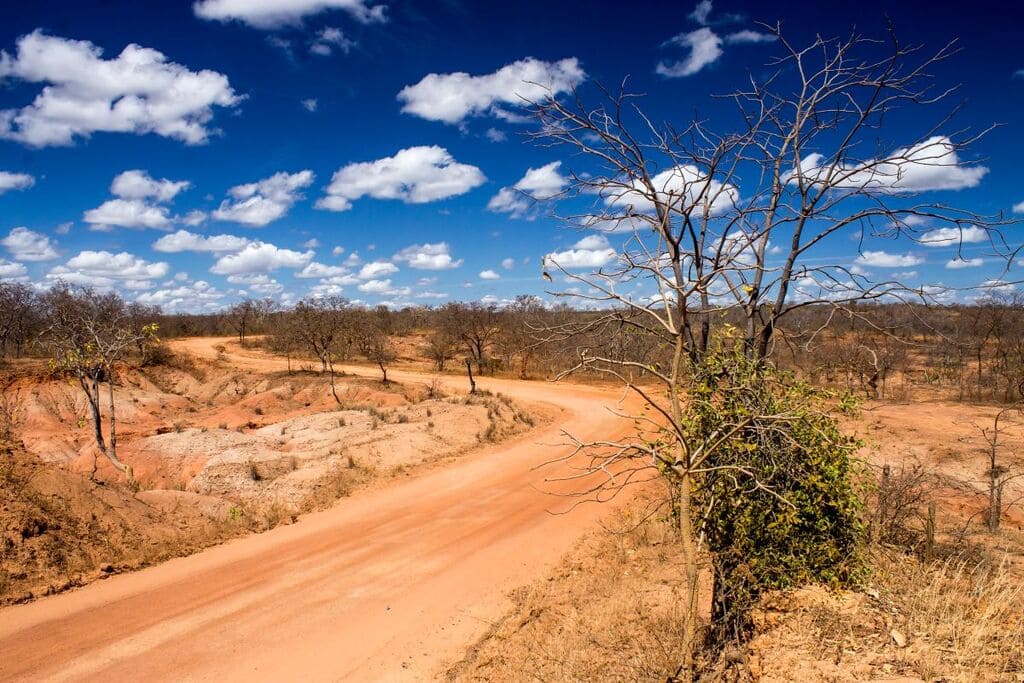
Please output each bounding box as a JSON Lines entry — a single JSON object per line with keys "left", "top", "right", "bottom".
{"left": 357, "top": 278, "right": 410, "bottom": 297}
{"left": 111, "top": 169, "right": 190, "bottom": 202}
{"left": 1013, "top": 201, "right": 1024, "bottom": 214}
{"left": 0, "top": 259, "right": 28, "bottom": 281}
{"left": 193, "top": 0, "right": 386, "bottom": 28}
{"left": 501, "top": 257, "right": 515, "bottom": 270}
{"left": 392, "top": 242, "right": 462, "bottom": 270}
{"left": 0, "top": 171, "right": 34, "bottom": 194}
{"left": 854, "top": 251, "right": 924, "bottom": 268}
{"left": 84, "top": 200, "right": 173, "bottom": 231}
{"left": 488, "top": 161, "right": 567, "bottom": 218}
{"left": 209, "top": 241, "right": 313, "bottom": 275}
{"left": 226, "top": 273, "right": 285, "bottom": 294}
{"left": 152, "top": 229, "right": 251, "bottom": 253}
{"left": 397, "top": 57, "right": 585, "bottom": 124}
{"left": 604, "top": 164, "right": 739, "bottom": 218}
{"left": 84, "top": 170, "right": 191, "bottom": 230}
{"left": 1, "top": 227, "right": 58, "bottom": 261}
{"left": 295, "top": 262, "right": 352, "bottom": 280}
{"left": 479, "top": 269, "right": 500, "bottom": 280}
{"left": 310, "top": 27, "right": 354, "bottom": 56}
{"left": 316, "top": 146, "right": 484, "bottom": 211}
{"left": 918, "top": 226, "right": 988, "bottom": 247}
{"left": 0, "top": 31, "right": 239, "bottom": 147}
{"left": 544, "top": 234, "right": 617, "bottom": 269}
{"left": 47, "top": 250, "right": 169, "bottom": 289}
{"left": 946, "top": 257, "right": 984, "bottom": 269}
{"left": 358, "top": 260, "right": 399, "bottom": 278}
{"left": 135, "top": 279, "right": 224, "bottom": 312}
{"left": 793, "top": 136, "right": 988, "bottom": 194}
{"left": 213, "top": 170, "right": 314, "bottom": 226}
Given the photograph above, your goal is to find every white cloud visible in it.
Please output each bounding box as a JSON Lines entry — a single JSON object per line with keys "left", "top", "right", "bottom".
{"left": 317, "top": 146, "right": 483, "bottom": 211}
{"left": 0, "top": 171, "right": 34, "bottom": 194}
{"left": 891, "top": 270, "right": 918, "bottom": 280}
{"left": 357, "top": 278, "right": 410, "bottom": 297}
{"left": 301, "top": 98, "right": 318, "bottom": 112}
{"left": 182, "top": 210, "right": 207, "bottom": 227}
{"left": 725, "top": 30, "right": 775, "bottom": 44}
{"left": 84, "top": 199, "right": 173, "bottom": 231}
{"left": 0, "top": 259, "right": 28, "bottom": 281}
{"left": 0, "top": 31, "right": 239, "bottom": 147}
{"left": 110, "top": 169, "right": 189, "bottom": 202}
{"left": 484, "top": 127, "right": 507, "bottom": 143}
{"left": 209, "top": 241, "right": 313, "bottom": 274}
{"left": 488, "top": 161, "right": 567, "bottom": 218}
{"left": 479, "top": 269, "right": 500, "bottom": 280}
{"left": 295, "top": 262, "right": 351, "bottom": 279}
{"left": 1013, "top": 201, "right": 1024, "bottom": 214}
{"left": 226, "top": 273, "right": 284, "bottom": 294}
{"left": 309, "top": 26, "right": 354, "bottom": 56}
{"left": 392, "top": 242, "right": 462, "bottom": 270}
{"left": 84, "top": 170, "right": 191, "bottom": 230}
{"left": 605, "top": 164, "right": 739, "bottom": 217}
{"left": 1, "top": 227, "right": 57, "bottom": 261}
{"left": 193, "top": 0, "right": 386, "bottom": 28}
{"left": 689, "top": 0, "right": 713, "bottom": 24}
{"left": 657, "top": 27, "right": 723, "bottom": 78}
{"left": 544, "top": 234, "right": 617, "bottom": 269}
{"left": 794, "top": 136, "right": 988, "bottom": 194}
{"left": 136, "top": 279, "right": 224, "bottom": 312}
{"left": 213, "top": 170, "right": 314, "bottom": 226}
{"left": 946, "top": 257, "right": 984, "bottom": 269}
{"left": 918, "top": 226, "right": 988, "bottom": 247}
{"left": 358, "top": 260, "right": 399, "bottom": 278}
{"left": 152, "top": 229, "right": 251, "bottom": 253}
{"left": 47, "top": 250, "right": 169, "bottom": 289}
{"left": 397, "top": 57, "right": 585, "bottom": 124}
{"left": 854, "top": 251, "right": 924, "bottom": 268}
{"left": 501, "top": 257, "right": 515, "bottom": 270}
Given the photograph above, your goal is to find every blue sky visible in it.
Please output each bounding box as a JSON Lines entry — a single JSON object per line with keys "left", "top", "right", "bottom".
{"left": 0, "top": 0, "right": 1022, "bottom": 312}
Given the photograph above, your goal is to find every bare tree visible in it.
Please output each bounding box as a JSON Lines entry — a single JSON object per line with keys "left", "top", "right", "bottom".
{"left": 529, "top": 25, "right": 1014, "bottom": 674}
{"left": 975, "top": 407, "right": 1022, "bottom": 532}
{"left": 290, "top": 296, "right": 353, "bottom": 402}
{"left": 440, "top": 302, "right": 501, "bottom": 374}
{"left": 40, "top": 286, "right": 158, "bottom": 480}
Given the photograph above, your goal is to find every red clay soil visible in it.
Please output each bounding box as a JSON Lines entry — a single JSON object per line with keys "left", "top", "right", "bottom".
{"left": 0, "top": 338, "right": 637, "bottom": 682}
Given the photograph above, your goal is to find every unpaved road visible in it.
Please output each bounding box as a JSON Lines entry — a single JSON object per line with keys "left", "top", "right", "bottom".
{"left": 0, "top": 338, "right": 634, "bottom": 682}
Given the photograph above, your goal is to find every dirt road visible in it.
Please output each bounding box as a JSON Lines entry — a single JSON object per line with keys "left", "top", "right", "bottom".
{"left": 0, "top": 338, "right": 635, "bottom": 681}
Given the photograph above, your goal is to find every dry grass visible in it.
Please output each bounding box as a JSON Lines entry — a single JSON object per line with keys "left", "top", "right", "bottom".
{"left": 877, "top": 550, "right": 1024, "bottom": 681}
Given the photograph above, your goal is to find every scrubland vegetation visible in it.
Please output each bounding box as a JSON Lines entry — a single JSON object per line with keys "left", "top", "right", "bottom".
{"left": 2, "top": 21, "right": 1024, "bottom": 683}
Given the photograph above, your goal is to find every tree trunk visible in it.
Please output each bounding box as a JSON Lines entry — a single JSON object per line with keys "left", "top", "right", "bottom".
{"left": 465, "top": 358, "right": 476, "bottom": 394}
{"left": 678, "top": 471, "right": 699, "bottom": 676}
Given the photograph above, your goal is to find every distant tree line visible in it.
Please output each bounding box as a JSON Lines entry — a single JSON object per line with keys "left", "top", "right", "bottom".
{"left": 3, "top": 281, "right": 1024, "bottom": 404}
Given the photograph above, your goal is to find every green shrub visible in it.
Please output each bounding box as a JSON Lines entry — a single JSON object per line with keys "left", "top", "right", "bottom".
{"left": 683, "top": 344, "right": 866, "bottom": 642}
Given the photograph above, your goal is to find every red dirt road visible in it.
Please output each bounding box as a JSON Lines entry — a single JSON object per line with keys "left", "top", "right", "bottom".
{"left": 0, "top": 339, "right": 634, "bottom": 681}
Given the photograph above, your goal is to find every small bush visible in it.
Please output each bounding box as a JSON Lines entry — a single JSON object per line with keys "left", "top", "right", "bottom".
{"left": 684, "top": 345, "right": 866, "bottom": 642}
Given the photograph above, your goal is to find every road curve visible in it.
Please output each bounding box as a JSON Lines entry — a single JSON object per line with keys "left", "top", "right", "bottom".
{"left": 0, "top": 338, "right": 633, "bottom": 682}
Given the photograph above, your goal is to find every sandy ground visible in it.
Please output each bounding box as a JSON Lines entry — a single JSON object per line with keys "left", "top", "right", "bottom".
{"left": 0, "top": 338, "right": 635, "bottom": 682}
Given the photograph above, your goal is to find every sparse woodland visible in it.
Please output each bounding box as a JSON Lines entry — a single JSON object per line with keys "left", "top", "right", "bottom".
{"left": 2, "top": 24, "right": 1024, "bottom": 683}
